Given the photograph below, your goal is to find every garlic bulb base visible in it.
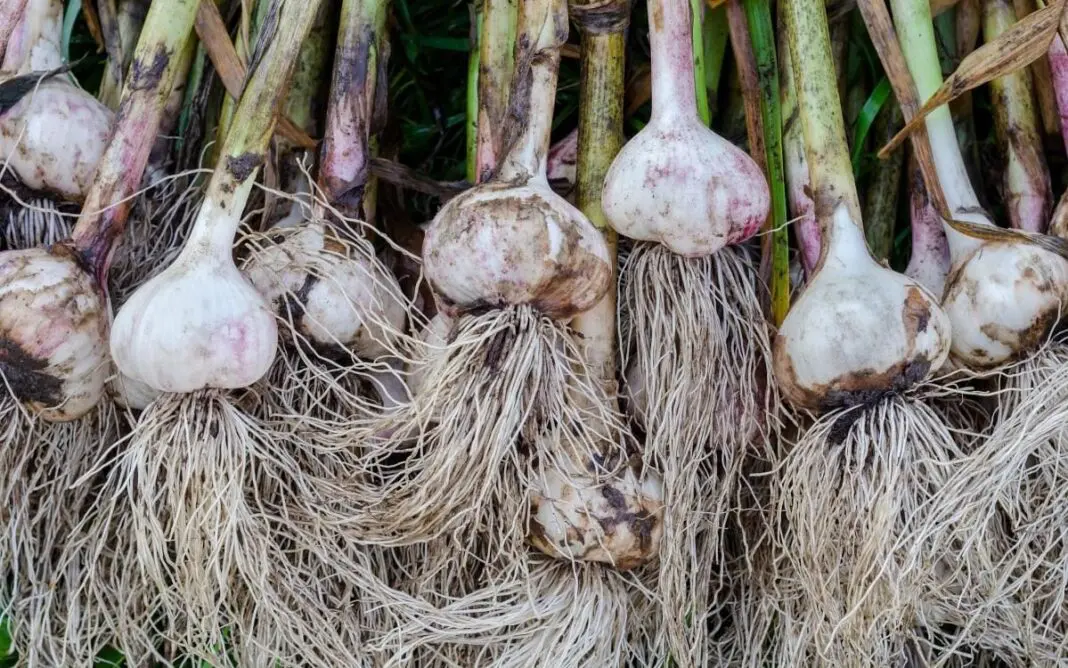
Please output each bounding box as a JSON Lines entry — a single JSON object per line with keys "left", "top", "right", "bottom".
{"left": 0, "top": 246, "right": 108, "bottom": 420}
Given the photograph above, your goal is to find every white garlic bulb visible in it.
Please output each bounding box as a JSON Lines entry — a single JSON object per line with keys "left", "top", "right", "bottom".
{"left": 424, "top": 182, "right": 611, "bottom": 320}
{"left": 0, "top": 80, "right": 113, "bottom": 201}
{"left": 774, "top": 205, "right": 951, "bottom": 410}
{"left": 422, "top": 10, "right": 611, "bottom": 321}
{"left": 244, "top": 222, "right": 406, "bottom": 359}
{"left": 942, "top": 239, "right": 1068, "bottom": 368}
{"left": 601, "top": 0, "right": 769, "bottom": 257}
{"left": 0, "top": 247, "right": 108, "bottom": 420}
{"left": 530, "top": 461, "right": 664, "bottom": 570}
{"left": 110, "top": 199, "right": 278, "bottom": 393}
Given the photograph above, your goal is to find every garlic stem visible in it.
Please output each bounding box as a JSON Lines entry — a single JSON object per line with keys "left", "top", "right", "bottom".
{"left": 496, "top": 0, "right": 565, "bottom": 183}
{"left": 318, "top": 0, "right": 389, "bottom": 219}
{"left": 649, "top": 0, "right": 699, "bottom": 121}
{"left": 69, "top": 0, "right": 199, "bottom": 283}
{"left": 197, "top": 0, "right": 326, "bottom": 242}
{"left": 570, "top": 0, "right": 628, "bottom": 384}
{"left": 891, "top": 0, "right": 989, "bottom": 235}
{"left": 475, "top": 0, "right": 519, "bottom": 181}
{"left": 1050, "top": 33, "right": 1068, "bottom": 157}
{"left": 906, "top": 154, "right": 951, "bottom": 296}
{"left": 783, "top": 0, "right": 863, "bottom": 255}
{"left": 983, "top": 0, "right": 1051, "bottom": 233}
{"left": 779, "top": 26, "right": 820, "bottom": 277}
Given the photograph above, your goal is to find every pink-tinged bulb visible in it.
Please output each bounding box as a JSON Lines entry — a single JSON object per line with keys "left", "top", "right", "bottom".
{"left": 423, "top": 181, "right": 612, "bottom": 320}
{"left": 601, "top": 115, "right": 770, "bottom": 257}
{"left": 0, "top": 80, "right": 114, "bottom": 202}
{"left": 0, "top": 246, "right": 108, "bottom": 420}
{"left": 110, "top": 197, "right": 279, "bottom": 393}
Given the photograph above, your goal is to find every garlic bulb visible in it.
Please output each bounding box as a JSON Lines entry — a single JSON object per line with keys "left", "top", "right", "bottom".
{"left": 111, "top": 198, "right": 278, "bottom": 393}
{"left": 422, "top": 19, "right": 611, "bottom": 320}
{"left": 244, "top": 221, "right": 406, "bottom": 359}
{"left": 774, "top": 205, "right": 951, "bottom": 410}
{"left": 941, "top": 236, "right": 1068, "bottom": 368}
{"left": 0, "top": 246, "right": 108, "bottom": 420}
{"left": 892, "top": 0, "right": 1068, "bottom": 369}
{"left": 0, "top": 79, "right": 113, "bottom": 201}
{"left": 424, "top": 181, "right": 611, "bottom": 320}
{"left": 601, "top": 0, "right": 769, "bottom": 257}
{"left": 530, "top": 461, "right": 664, "bottom": 570}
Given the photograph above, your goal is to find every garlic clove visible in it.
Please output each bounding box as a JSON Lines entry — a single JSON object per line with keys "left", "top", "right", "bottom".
{"left": 423, "top": 182, "right": 612, "bottom": 320}
{"left": 110, "top": 247, "right": 278, "bottom": 394}
{"left": 530, "top": 463, "right": 664, "bottom": 570}
{"left": 244, "top": 222, "right": 407, "bottom": 359}
{"left": 0, "top": 247, "right": 108, "bottom": 420}
{"left": 774, "top": 206, "right": 951, "bottom": 410}
{"left": 0, "top": 80, "right": 114, "bottom": 202}
{"left": 942, "top": 241, "right": 1068, "bottom": 368}
{"left": 601, "top": 116, "right": 770, "bottom": 257}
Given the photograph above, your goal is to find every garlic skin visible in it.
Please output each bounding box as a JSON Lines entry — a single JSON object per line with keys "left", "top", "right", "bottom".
{"left": 0, "top": 80, "right": 114, "bottom": 201}
{"left": 0, "top": 247, "right": 108, "bottom": 420}
{"left": 110, "top": 199, "right": 278, "bottom": 393}
{"left": 942, "top": 241, "right": 1068, "bottom": 368}
{"left": 601, "top": 120, "right": 769, "bottom": 257}
{"left": 244, "top": 222, "right": 406, "bottom": 359}
{"left": 109, "top": 369, "right": 161, "bottom": 411}
{"left": 423, "top": 182, "right": 612, "bottom": 320}
{"left": 774, "top": 206, "right": 951, "bottom": 410}
{"left": 530, "top": 462, "right": 664, "bottom": 570}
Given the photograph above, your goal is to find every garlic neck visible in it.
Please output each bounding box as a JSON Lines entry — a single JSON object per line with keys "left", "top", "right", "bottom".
{"left": 818, "top": 203, "right": 873, "bottom": 275}
{"left": 497, "top": 14, "right": 561, "bottom": 184}
{"left": 892, "top": 0, "right": 987, "bottom": 258}
{"left": 648, "top": 0, "right": 698, "bottom": 124}
{"left": 178, "top": 176, "right": 257, "bottom": 265}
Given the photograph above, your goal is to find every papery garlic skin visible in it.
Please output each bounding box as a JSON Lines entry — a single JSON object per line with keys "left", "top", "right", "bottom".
{"left": 0, "top": 80, "right": 114, "bottom": 201}
{"left": 530, "top": 462, "right": 664, "bottom": 570}
{"left": 942, "top": 241, "right": 1068, "bottom": 368}
{"left": 774, "top": 206, "right": 951, "bottom": 410}
{"left": 0, "top": 247, "right": 108, "bottom": 420}
{"left": 601, "top": 120, "right": 770, "bottom": 257}
{"left": 244, "top": 222, "right": 406, "bottom": 359}
{"left": 109, "top": 369, "right": 161, "bottom": 410}
{"left": 423, "top": 182, "right": 611, "bottom": 319}
{"left": 110, "top": 199, "right": 278, "bottom": 393}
